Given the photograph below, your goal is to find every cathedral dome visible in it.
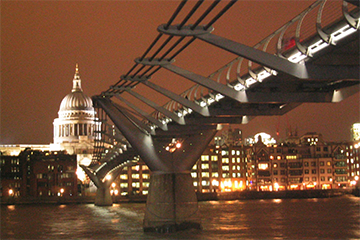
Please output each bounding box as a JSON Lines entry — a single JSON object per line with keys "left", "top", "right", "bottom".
{"left": 59, "top": 92, "right": 93, "bottom": 111}
{"left": 59, "top": 64, "right": 94, "bottom": 112}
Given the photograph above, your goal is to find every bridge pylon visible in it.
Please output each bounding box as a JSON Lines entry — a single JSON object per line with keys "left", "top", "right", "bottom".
{"left": 94, "top": 97, "right": 218, "bottom": 232}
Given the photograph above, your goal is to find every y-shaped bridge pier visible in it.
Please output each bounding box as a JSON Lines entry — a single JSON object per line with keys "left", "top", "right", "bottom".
{"left": 95, "top": 97, "right": 217, "bottom": 231}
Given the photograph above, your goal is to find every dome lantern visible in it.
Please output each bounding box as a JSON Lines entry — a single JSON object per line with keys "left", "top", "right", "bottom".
{"left": 72, "top": 63, "right": 82, "bottom": 92}
{"left": 58, "top": 64, "right": 94, "bottom": 112}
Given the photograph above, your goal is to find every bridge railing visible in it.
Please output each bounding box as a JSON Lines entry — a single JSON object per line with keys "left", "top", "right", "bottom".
{"left": 160, "top": 0, "right": 358, "bottom": 120}
{"left": 95, "top": 0, "right": 358, "bottom": 133}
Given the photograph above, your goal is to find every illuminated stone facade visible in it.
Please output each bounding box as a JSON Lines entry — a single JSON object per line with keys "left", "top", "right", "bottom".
{"left": 50, "top": 65, "right": 100, "bottom": 182}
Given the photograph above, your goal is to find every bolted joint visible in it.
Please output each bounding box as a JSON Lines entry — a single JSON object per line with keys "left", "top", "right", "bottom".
{"left": 110, "top": 85, "right": 135, "bottom": 90}
{"left": 135, "top": 57, "right": 175, "bottom": 66}
{"left": 120, "top": 75, "right": 150, "bottom": 82}
{"left": 158, "top": 24, "right": 214, "bottom": 37}
{"left": 100, "top": 92, "right": 115, "bottom": 97}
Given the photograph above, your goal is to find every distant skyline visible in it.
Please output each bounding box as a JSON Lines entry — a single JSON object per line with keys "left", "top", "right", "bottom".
{"left": 1, "top": 1, "right": 359, "bottom": 144}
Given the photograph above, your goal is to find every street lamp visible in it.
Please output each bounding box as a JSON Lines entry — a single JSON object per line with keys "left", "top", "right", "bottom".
{"left": 58, "top": 188, "right": 65, "bottom": 197}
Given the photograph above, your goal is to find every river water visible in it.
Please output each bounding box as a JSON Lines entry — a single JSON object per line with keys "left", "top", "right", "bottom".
{"left": 1, "top": 195, "right": 359, "bottom": 239}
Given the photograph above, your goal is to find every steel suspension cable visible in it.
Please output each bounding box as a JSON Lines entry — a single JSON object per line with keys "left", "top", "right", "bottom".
{"left": 177, "top": 0, "right": 204, "bottom": 29}
{"left": 191, "top": 0, "right": 220, "bottom": 30}
{"left": 159, "top": 36, "right": 186, "bottom": 60}
{"left": 169, "top": 37, "right": 196, "bottom": 60}
{"left": 164, "top": 0, "right": 188, "bottom": 29}
{"left": 148, "top": 35, "right": 174, "bottom": 61}
{"left": 204, "top": 0, "right": 237, "bottom": 30}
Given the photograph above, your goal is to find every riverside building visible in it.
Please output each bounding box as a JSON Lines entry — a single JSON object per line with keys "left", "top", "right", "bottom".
{"left": 0, "top": 149, "right": 77, "bottom": 198}
{"left": 115, "top": 131, "right": 360, "bottom": 198}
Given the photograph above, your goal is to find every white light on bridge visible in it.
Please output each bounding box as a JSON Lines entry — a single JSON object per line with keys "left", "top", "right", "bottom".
{"left": 199, "top": 100, "right": 207, "bottom": 108}
{"left": 257, "top": 70, "right": 272, "bottom": 82}
{"left": 234, "top": 83, "right": 245, "bottom": 91}
{"left": 105, "top": 175, "right": 111, "bottom": 181}
{"left": 331, "top": 24, "right": 358, "bottom": 43}
{"left": 308, "top": 39, "right": 329, "bottom": 55}
{"left": 215, "top": 93, "right": 224, "bottom": 101}
{"left": 245, "top": 77, "right": 257, "bottom": 86}
{"left": 288, "top": 51, "right": 307, "bottom": 63}
{"left": 207, "top": 97, "right": 215, "bottom": 105}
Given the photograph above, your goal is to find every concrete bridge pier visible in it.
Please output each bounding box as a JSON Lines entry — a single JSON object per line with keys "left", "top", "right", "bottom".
{"left": 80, "top": 164, "right": 119, "bottom": 206}
{"left": 95, "top": 185, "right": 113, "bottom": 206}
{"left": 143, "top": 171, "right": 200, "bottom": 232}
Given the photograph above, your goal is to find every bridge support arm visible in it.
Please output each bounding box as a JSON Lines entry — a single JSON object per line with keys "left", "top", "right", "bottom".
{"left": 94, "top": 97, "right": 172, "bottom": 172}
{"left": 142, "top": 80, "right": 210, "bottom": 117}
{"left": 196, "top": 33, "right": 308, "bottom": 79}
{"left": 126, "top": 89, "right": 185, "bottom": 125}
{"left": 114, "top": 94, "right": 168, "bottom": 131}
{"left": 161, "top": 63, "right": 248, "bottom": 103}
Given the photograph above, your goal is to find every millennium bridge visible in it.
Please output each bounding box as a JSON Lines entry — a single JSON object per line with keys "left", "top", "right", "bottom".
{"left": 80, "top": 0, "right": 359, "bottom": 232}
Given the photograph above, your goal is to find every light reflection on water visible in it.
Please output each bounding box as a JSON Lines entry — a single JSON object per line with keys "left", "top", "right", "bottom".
{"left": 1, "top": 195, "right": 359, "bottom": 239}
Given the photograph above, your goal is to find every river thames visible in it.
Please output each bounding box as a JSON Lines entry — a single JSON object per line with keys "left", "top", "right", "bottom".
{"left": 1, "top": 195, "right": 359, "bottom": 239}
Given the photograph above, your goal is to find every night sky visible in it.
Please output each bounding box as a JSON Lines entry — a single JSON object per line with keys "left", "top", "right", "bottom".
{"left": 1, "top": 0, "right": 359, "bottom": 144}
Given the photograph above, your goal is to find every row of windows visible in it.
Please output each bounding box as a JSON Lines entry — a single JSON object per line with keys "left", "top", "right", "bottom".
{"left": 272, "top": 168, "right": 333, "bottom": 175}
{"left": 36, "top": 173, "right": 73, "bottom": 179}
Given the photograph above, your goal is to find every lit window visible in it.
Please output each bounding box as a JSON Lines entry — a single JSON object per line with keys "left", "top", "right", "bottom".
{"left": 201, "top": 164, "right": 209, "bottom": 169}
{"left": 120, "top": 175, "right": 128, "bottom": 180}
{"left": 258, "top": 163, "right": 268, "bottom": 170}
{"left": 201, "top": 155, "right": 209, "bottom": 161}
{"left": 212, "top": 172, "right": 218, "bottom": 177}
{"left": 202, "top": 172, "right": 209, "bottom": 178}
{"left": 202, "top": 180, "right": 209, "bottom": 186}
{"left": 222, "top": 166, "right": 230, "bottom": 171}
{"left": 120, "top": 183, "right": 128, "bottom": 188}
{"left": 131, "top": 174, "right": 139, "bottom": 179}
